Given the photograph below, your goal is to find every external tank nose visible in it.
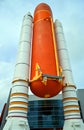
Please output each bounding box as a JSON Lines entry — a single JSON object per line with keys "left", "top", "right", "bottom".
{"left": 34, "top": 3, "right": 53, "bottom": 22}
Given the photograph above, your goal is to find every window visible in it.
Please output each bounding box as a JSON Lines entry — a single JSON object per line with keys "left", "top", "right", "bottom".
{"left": 28, "top": 100, "right": 64, "bottom": 129}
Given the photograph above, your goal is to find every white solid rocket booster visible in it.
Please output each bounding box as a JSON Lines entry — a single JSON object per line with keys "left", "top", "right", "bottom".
{"left": 55, "top": 19, "right": 84, "bottom": 130}
{"left": 3, "top": 12, "right": 33, "bottom": 130}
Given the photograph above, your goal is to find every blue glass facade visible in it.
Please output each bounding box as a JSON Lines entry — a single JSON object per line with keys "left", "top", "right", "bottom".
{"left": 27, "top": 100, "right": 64, "bottom": 129}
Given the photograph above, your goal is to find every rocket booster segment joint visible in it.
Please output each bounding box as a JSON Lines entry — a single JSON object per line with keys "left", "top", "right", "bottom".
{"left": 12, "top": 78, "right": 29, "bottom": 84}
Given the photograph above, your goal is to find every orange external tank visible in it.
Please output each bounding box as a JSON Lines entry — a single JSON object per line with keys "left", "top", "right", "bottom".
{"left": 30, "top": 3, "right": 63, "bottom": 98}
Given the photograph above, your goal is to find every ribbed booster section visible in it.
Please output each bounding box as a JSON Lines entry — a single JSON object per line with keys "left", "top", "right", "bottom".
{"left": 54, "top": 19, "right": 81, "bottom": 120}
{"left": 62, "top": 86, "right": 81, "bottom": 120}
{"left": 8, "top": 82, "right": 29, "bottom": 118}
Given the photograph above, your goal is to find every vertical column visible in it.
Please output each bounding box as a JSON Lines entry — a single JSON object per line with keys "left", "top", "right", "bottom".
{"left": 54, "top": 19, "right": 84, "bottom": 130}
{"left": 3, "top": 12, "right": 33, "bottom": 130}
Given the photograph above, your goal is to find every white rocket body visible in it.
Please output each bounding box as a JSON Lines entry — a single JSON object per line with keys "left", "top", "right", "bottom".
{"left": 55, "top": 20, "right": 84, "bottom": 130}
{"left": 3, "top": 13, "right": 33, "bottom": 130}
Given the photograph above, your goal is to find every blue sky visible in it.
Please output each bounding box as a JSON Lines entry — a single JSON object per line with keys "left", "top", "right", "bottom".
{"left": 0, "top": 0, "right": 84, "bottom": 113}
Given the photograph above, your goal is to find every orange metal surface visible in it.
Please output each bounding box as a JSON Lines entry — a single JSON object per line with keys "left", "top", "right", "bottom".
{"left": 30, "top": 3, "right": 63, "bottom": 98}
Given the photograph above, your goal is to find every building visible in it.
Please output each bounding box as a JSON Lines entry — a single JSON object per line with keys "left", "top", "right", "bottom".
{"left": 28, "top": 94, "right": 64, "bottom": 130}
{"left": 77, "top": 89, "right": 84, "bottom": 122}
{"left": 0, "top": 89, "right": 84, "bottom": 130}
